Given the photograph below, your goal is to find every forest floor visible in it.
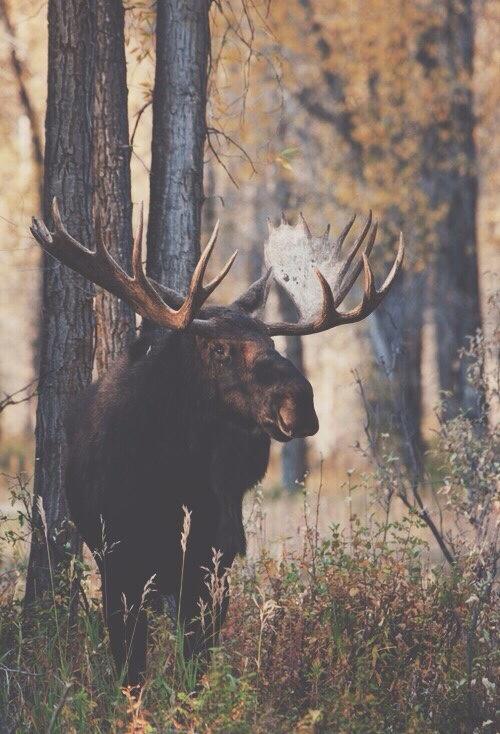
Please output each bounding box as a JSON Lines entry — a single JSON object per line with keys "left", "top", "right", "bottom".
{"left": 0, "top": 467, "right": 498, "bottom": 733}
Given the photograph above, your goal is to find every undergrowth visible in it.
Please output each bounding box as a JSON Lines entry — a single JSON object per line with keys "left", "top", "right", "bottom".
{"left": 0, "top": 504, "right": 497, "bottom": 733}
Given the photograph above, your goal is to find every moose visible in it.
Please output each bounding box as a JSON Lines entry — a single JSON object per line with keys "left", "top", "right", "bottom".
{"left": 31, "top": 200, "right": 403, "bottom": 685}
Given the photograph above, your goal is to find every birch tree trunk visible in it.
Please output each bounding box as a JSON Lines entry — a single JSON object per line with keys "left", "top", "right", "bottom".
{"left": 24, "top": 0, "right": 96, "bottom": 606}
{"left": 145, "top": 0, "right": 210, "bottom": 328}
{"left": 93, "top": 0, "right": 135, "bottom": 375}
{"left": 274, "top": 175, "right": 308, "bottom": 491}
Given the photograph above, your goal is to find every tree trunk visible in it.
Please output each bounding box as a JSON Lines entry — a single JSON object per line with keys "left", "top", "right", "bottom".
{"left": 426, "top": 0, "right": 483, "bottom": 420}
{"left": 278, "top": 289, "right": 308, "bottom": 490}
{"left": 144, "top": 0, "right": 210, "bottom": 338}
{"left": 24, "top": 0, "right": 96, "bottom": 607}
{"left": 274, "top": 176, "right": 308, "bottom": 491}
{"left": 93, "top": 0, "right": 135, "bottom": 375}
{"left": 369, "top": 270, "right": 426, "bottom": 476}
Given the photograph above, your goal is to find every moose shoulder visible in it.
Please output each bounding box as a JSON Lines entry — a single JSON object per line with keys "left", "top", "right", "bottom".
{"left": 31, "top": 200, "right": 403, "bottom": 685}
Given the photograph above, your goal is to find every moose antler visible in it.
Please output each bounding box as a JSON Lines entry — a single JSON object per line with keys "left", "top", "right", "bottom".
{"left": 31, "top": 198, "right": 237, "bottom": 331}
{"left": 263, "top": 213, "right": 404, "bottom": 336}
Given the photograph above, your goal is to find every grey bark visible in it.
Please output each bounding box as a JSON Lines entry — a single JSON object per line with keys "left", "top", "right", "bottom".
{"left": 144, "top": 0, "right": 210, "bottom": 340}
{"left": 279, "top": 289, "right": 308, "bottom": 489}
{"left": 203, "top": 158, "right": 217, "bottom": 235}
{"left": 421, "top": 0, "right": 483, "bottom": 420}
{"left": 24, "top": 0, "right": 96, "bottom": 606}
{"left": 369, "top": 269, "right": 426, "bottom": 473}
{"left": 274, "top": 176, "right": 308, "bottom": 491}
{"left": 93, "top": 0, "right": 135, "bottom": 375}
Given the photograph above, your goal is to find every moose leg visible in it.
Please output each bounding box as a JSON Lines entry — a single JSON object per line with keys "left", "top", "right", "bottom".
{"left": 122, "top": 601, "right": 148, "bottom": 687}
{"left": 98, "top": 559, "right": 149, "bottom": 687}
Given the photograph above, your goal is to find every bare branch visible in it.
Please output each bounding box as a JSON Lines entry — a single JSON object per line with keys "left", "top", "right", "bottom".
{"left": 353, "top": 369, "right": 455, "bottom": 566}
{"left": 0, "top": 379, "right": 38, "bottom": 415}
{"left": 130, "top": 99, "right": 152, "bottom": 147}
{"left": 207, "top": 126, "right": 257, "bottom": 175}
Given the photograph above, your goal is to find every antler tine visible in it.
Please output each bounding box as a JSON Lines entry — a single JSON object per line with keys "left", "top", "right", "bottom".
{"left": 127, "top": 201, "right": 172, "bottom": 305}
{"left": 31, "top": 199, "right": 236, "bottom": 332}
{"left": 335, "top": 221, "right": 378, "bottom": 308}
{"left": 52, "top": 197, "right": 92, "bottom": 255}
{"left": 360, "top": 253, "right": 376, "bottom": 305}
{"left": 378, "top": 232, "right": 404, "bottom": 296}
{"left": 332, "top": 213, "right": 356, "bottom": 258}
{"left": 265, "top": 268, "right": 337, "bottom": 337}
{"left": 299, "top": 212, "right": 311, "bottom": 238}
{"left": 335, "top": 238, "right": 404, "bottom": 324}
{"left": 264, "top": 225, "right": 404, "bottom": 337}
{"left": 337, "top": 210, "right": 372, "bottom": 282}
{"left": 184, "top": 220, "right": 220, "bottom": 306}
{"left": 178, "top": 219, "right": 237, "bottom": 317}
{"left": 203, "top": 250, "right": 238, "bottom": 298}
{"left": 131, "top": 201, "right": 144, "bottom": 278}
{"left": 314, "top": 269, "right": 336, "bottom": 328}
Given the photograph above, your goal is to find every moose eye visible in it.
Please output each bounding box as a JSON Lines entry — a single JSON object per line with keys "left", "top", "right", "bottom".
{"left": 213, "top": 343, "right": 230, "bottom": 362}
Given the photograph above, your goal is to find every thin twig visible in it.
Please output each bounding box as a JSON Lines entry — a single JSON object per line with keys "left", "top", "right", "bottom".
{"left": 0, "top": 379, "right": 38, "bottom": 414}
{"left": 353, "top": 368, "right": 455, "bottom": 566}
{"left": 207, "top": 133, "right": 239, "bottom": 188}
{"left": 207, "top": 126, "right": 257, "bottom": 174}
{"left": 48, "top": 681, "right": 73, "bottom": 733}
{"left": 130, "top": 99, "right": 152, "bottom": 147}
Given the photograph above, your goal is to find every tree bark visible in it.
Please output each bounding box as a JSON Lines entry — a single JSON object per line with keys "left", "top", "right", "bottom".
{"left": 369, "top": 270, "right": 426, "bottom": 475}
{"left": 424, "top": 0, "right": 483, "bottom": 420}
{"left": 144, "top": 0, "right": 210, "bottom": 339}
{"left": 278, "top": 289, "right": 308, "bottom": 490}
{"left": 24, "top": 0, "right": 96, "bottom": 606}
{"left": 93, "top": 0, "right": 135, "bottom": 375}
{"left": 274, "top": 176, "right": 308, "bottom": 491}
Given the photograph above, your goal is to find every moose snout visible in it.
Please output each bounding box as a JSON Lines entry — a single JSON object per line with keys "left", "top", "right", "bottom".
{"left": 277, "top": 393, "right": 319, "bottom": 439}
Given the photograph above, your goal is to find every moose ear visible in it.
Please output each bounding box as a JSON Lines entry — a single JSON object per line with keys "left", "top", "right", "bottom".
{"left": 232, "top": 269, "right": 272, "bottom": 316}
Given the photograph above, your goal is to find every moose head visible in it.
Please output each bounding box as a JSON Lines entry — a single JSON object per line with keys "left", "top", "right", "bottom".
{"left": 31, "top": 200, "right": 403, "bottom": 443}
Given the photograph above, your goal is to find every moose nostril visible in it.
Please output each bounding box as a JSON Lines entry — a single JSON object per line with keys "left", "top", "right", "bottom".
{"left": 277, "top": 406, "right": 294, "bottom": 436}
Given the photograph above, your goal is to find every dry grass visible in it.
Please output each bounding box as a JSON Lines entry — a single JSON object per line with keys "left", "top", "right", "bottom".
{"left": 0, "top": 483, "right": 497, "bottom": 731}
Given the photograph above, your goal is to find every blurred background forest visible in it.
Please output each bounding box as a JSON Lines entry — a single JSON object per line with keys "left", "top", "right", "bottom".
{"left": 0, "top": 0, "right": 498, "bottom": 528}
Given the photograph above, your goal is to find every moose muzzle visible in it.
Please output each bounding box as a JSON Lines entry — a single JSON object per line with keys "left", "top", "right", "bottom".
{"left": 275, "top": 392, "right": 319, "bottom": 441}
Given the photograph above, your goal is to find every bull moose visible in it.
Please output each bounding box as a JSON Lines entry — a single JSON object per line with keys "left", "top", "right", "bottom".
{"left": 31, "top": 200, "right": 403, "bottom": 685}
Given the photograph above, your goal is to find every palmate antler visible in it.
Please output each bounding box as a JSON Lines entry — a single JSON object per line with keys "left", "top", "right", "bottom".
{"left": 31, "top": 199, "right": 404, "bottom": 339}
{"left": 263, "top": 212, "right": 404, "bottom": 336}
{"left": 31, "top": 198, "right": 237, "bottom": 331}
